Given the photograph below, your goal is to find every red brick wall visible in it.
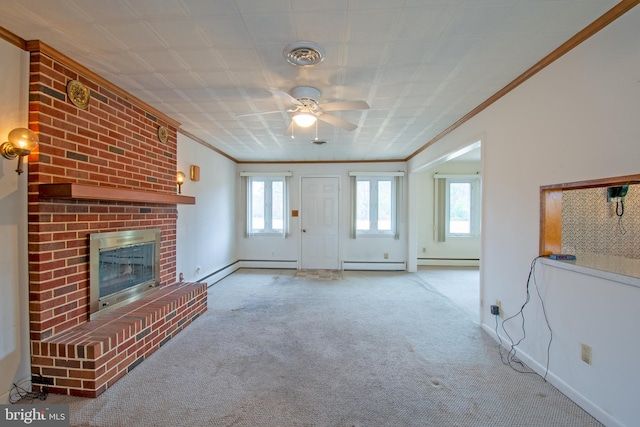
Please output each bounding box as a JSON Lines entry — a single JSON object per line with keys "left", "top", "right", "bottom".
{"left": 28, "top": 49, "right": 180, "bottom": 341}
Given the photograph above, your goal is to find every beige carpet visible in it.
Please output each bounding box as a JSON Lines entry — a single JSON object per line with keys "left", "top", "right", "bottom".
{"left": 294, "top": 269, "right": 342, "bottom": 280}
{"left": 32, "top": 269, "right": 602, "bottom": 427}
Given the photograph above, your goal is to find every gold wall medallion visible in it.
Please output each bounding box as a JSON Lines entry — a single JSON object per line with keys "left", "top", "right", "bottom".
{"left": 157, "top": 126, "right": 169, "bottom": 144}
{"left": 67, "top": 79, "right": 90, "bottom": 109}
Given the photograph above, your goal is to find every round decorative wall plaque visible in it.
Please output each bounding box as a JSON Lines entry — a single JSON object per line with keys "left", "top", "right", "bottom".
{"left": 66, "top": 80, "right": 90, "bottom": 109}
{"left": 157, "top": 126, "right": 169, "bottom": 144}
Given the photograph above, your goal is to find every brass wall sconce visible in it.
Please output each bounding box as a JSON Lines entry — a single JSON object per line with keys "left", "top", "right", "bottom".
{"left": 189, "top": 165, "right": 200, "bottom": 182}
{"left": 176, "top": 171, "right": 185, "bottom": 194}
{"left": 1, "top": 128, "right": 39, "bottom": 175}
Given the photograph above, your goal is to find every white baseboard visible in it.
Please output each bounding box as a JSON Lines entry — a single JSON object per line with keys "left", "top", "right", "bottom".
{"left": 480, "top": 323, "right": 623, "bottom": 427}
{"left": 342, "top": 261, "right": 406, "bottom": 271}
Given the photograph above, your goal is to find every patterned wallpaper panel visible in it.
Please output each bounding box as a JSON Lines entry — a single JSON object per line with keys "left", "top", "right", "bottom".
{"left": 562, "top": 184, "right": 639, "bottom": 259}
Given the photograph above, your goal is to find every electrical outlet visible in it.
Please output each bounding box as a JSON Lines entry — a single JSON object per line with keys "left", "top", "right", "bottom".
{"left": 495, "top": 300, "right": 502, "bottom": 317}
{"left": 383, "top": 252, "right": 389, "bottom": 259}
{"left": 422, "top": 247, "right": 426, "bottom": 253}
{"left": 581, "top": 343, "right": 592, "bottom": 365}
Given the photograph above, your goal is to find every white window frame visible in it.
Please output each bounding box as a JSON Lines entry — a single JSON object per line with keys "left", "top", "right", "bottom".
{"left": 349, "top": 171, "right": 404, "bottom": 238}
{"left": 241, "top": 172, "right": 291, "bottom": 237}
{"left": 444, "top": 176, "right": 481, "bottom": 238}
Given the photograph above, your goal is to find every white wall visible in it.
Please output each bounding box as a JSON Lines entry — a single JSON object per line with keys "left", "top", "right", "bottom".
{"left": 236, "top": 162, "right": 407, "bottom": 268}
{"left": 176, "top": 135, "right": 238, "bottom": 283}
{"left": 409, "top": 6, "right": 640, "bottom": 427}
{"left": 415, "top": 160, "right": 481, "bottom": 266}
{"left": 0, "top": 39, "right": 31, "bottom": 403}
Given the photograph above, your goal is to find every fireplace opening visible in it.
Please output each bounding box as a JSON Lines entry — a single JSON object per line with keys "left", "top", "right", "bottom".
{"left": 90, "top": 229, "right": 161, "bottom": 319}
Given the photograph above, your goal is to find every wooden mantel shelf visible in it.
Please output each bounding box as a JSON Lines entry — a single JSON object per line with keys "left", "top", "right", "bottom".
{"left": 39, "top": 183, "right": 195, "bottom": 205}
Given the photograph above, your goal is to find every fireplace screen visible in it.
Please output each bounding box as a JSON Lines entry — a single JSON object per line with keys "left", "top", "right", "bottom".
{"left": 90, "top": 229, "right": 161, "bottom": 319}
{"left": 99, "top": 242, "right": 155, "bottom": 298}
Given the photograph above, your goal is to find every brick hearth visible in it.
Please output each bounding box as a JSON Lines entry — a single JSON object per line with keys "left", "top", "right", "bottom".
{"left": 26, "top": 41, "right": 204, "bottom": 396}
{"left": 31, "top": 282, "right": 207, "bottom": 397}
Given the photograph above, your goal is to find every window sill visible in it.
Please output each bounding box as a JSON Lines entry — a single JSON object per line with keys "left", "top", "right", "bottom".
{"left": 355, "top": 233, "right": 396, "bottom": 238}
{"left": 541, "top": 254, "right": 640, "bottom": 289}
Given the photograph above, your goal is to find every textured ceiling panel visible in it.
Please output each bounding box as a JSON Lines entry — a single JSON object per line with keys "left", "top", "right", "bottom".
{"left": 0, "top": 0, "right": 621, "bottom": 162}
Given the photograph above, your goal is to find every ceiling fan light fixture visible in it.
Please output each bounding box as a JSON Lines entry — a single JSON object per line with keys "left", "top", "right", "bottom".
{"left": 283, "top": 41, "right": 326, "bottom": 67}
{"left": 292, "top": 112, "right": 317, "bottom": 128}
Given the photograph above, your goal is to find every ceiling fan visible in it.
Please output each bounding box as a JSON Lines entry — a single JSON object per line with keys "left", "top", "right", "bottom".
{"left": 239, "top": 86, "right": 369, "bottom": 132}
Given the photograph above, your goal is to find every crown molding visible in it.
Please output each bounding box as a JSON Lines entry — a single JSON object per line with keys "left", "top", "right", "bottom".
{"left": 0, "top": 26, "right": 27, "bottom": 50}
{"left": 177, "top": 128, "right": 238, "bottom": 163}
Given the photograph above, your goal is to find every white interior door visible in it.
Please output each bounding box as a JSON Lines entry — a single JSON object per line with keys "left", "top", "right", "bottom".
{"left": 300, "top": 177, "right": 339, "bottom": 270}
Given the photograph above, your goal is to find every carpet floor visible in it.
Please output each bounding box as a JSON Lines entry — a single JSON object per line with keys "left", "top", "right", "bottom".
{"left": 37, "top": 269, "right": 602, "bottom": 426}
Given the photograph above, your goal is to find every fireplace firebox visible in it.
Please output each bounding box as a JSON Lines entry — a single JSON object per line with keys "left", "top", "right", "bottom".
{"left": 89, "top": 229, "right": 161, "bottom": 319}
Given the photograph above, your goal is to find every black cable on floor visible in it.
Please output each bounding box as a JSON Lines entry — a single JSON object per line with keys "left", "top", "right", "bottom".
{"left": 496, "top": 256, "right": 553, "bottom": 380}
{"left": 9, "top": 381, "right": 48, "bottom": 403}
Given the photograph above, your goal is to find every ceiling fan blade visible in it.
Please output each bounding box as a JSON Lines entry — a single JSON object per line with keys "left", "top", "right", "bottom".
{"left": 236, "top": 110, "right": 283, "bottom": 118}
{"left": 317, "top": 113, "right": 358, "bottom": 131}
{"left": 320, "top": 100, "right": 369, "bottom": 112}
{"left": 269, "top": 89, "right": 303, "bottom": 106}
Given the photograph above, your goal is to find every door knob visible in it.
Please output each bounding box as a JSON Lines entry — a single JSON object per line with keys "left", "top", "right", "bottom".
{"left": 302, "top": 229, "right": 306, "bottom": 233}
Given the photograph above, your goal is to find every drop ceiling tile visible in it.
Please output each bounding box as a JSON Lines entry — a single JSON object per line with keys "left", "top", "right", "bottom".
{"left": 173, "top": 49, "right": 227, "bottom": 71}
{"left": 394, "top": 6, "right": 457, "bottom": 41}
{"left": 123, "top": 0, "right": 188, "bottom": 19}
{"left": 178, "top": 0, "right": 240, "bottom": 16}
{"left": 193, "top": 70, "right": 239, "bottom": 88}
{"left": 293, "top": 12, "right": 348, "bottom": 45}
{"left": 241, "top": 13, "right": 296, "bottom": 46}
{"left": 97, "top": 21, "right": 168, "bottom": 50}
{"left": 89, "top": 52, "right": 154, "bottom": 74}
{"left": 382, "top": 41, "right": 438, "bottom": 66}
{"left": 235, "top": 0, "right": 292, "bottom": 14}
{"left": 196, "top": 15, "right": 254, "bottom": 48}
{"left": 346, "top": 9, "right": 403, "bottom": 42}
{"left": 441, "top": 4, "right": 512, "bottom": 39}
{"left": 70, "top": 0, "right": 140, "bottom": 21}
{"left": 349, "top": 0, "right": 405, "bottom": 10}
{"left": 135, "top": 49, "right": 190, "bottom": 73}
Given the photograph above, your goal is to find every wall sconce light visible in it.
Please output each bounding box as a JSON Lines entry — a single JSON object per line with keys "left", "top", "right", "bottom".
{"left": 1, "top": 128, "right": 39, "bottom": 175}
{"left": 190, "top": 165, "right": 200, "bottom": 182}
{"left": 176, "top": 171, "right": 185, "bottom": 194}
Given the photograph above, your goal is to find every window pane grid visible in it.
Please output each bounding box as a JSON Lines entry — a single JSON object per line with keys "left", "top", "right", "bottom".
{"left": 248, "top": 177, "right": 286, "bottom": 234}
{"left": 445, "top": 179, "right": 480, "bottom": 237}
{"left": 355, "top": 177, "right": 396, "bottom": 235}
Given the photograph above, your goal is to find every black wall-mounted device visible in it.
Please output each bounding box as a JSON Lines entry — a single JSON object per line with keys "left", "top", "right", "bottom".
{"left": 607, "top": 185, "right": 629, "bottom": 202}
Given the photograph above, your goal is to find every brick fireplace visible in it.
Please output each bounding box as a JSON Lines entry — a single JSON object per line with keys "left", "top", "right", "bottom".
{"left": 26, "top": 41, "right": 206, "bottom": 397}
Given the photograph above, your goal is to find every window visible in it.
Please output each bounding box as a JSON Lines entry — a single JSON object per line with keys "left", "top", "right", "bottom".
{"left": 351, "top": 173, "right": 403, "bottom": 237}
{"left": 445, "top": 178, "right": 481, "bottom": 237}
{"left": 242, "top": 173, "right": 290, "bottom": 236}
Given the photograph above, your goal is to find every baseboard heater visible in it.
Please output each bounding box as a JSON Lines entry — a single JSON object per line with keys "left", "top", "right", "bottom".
{"left": 342, "top": 261, "right": 406, "bottom": 271}
{"left": 198, "top": 260, "right": 241, "bottom": 287}
{"left": 239, "top": 259, "right": 298, "bottom": 270}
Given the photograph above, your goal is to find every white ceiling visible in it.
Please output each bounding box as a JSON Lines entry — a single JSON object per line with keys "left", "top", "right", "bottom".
{"left": 0, "top": 0, "right": 619, "bottom": 162}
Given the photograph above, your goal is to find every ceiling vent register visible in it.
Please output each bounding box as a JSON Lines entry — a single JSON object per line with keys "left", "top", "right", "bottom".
{"left": 283, "top": 41, "right": 326, "bottom": 67}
